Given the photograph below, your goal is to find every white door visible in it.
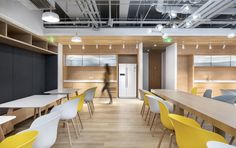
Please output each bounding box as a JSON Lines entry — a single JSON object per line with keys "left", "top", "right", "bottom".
{"left": 119, "top": 64, "right": 136, "bottom": 98}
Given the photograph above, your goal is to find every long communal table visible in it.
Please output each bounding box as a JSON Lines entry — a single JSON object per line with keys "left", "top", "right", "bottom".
{"left": 151, "top": 89, "right": 236, "bottom": 138}
{"left": 0, "top": 116, "right": 16, "bottom": 141}
{"left": 44, "top": 88, "right": 79, "bottom": 100}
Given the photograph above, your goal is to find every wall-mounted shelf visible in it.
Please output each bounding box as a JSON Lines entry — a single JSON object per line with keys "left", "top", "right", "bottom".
{"left": 0, "top": 20, "right": 57, "bottom": 55}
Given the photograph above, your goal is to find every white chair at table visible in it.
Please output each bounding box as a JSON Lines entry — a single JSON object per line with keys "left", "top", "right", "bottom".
{"left": 20, "top": 111, "right": 61, "bottom": 148}
{"left": 207, "top": 141, "right": 236, "bottom": 148}
{"left": 51, "top": 98, "right": 80, "bottom": 146}
{"left": 146, "top": 95, "right": 173, "bottom": 133}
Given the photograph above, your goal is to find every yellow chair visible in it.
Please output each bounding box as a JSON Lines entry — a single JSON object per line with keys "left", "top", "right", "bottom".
{"left": 191, "top": 87, "right": 198, "bottom": 95}
{"left": 168, "top": 114, "right": 227, "bottom": 148}
{"left": 157, "top": 100, "right": 175, "bottom": 148}
{"left": 70, "top": 92, "right": 85, "bottom": 129}
{"left": 0, "top": 130, "right": 38, "bottom": 148}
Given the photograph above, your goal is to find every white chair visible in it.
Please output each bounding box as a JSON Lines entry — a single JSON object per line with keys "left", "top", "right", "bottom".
{"left": 207, "top": 141, "right": 236, "bottom": 148}
{"left": 84, "top": 87, "right": 97, "bottom": 118}
{"left": 20, "top": 111, "right": 61, "bottom": 148}
{"left": 51, "top": 98, "right": 80, "bottom": 146}
{"left": 146, "top": 95, "right": 173, "bottom": 131}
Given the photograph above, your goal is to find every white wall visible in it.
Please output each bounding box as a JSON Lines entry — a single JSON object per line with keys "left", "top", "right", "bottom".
{"left": 165, "top": 43, "right": 177, "bottom": 90}
{"left": 0, "top": 0, "right": 43, "bottom": 35}
{"left": 143, "top": 52, "right": 149, "bottom": 90}
{"left": 58, "top": 43, "right": 63, "bottom": 90}
{"left": 138, "top": 42, "right": 143, "bottom": 98}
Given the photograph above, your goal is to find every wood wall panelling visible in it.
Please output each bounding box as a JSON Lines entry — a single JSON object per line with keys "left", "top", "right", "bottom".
{"left": 149, "top": 51, "right": 162, "bottom": 89}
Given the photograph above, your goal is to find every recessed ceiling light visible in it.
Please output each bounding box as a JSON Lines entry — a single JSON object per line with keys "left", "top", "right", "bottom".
{"left": 42, "top": 11, "right": 60, "bottom": 23}
{"left": 154, "top": 44, "right": 157, "bottom": 47}
{"left": 155, "top": 24, "right": 164, "bottom": 32}
{"left": 227, "top": 33, "right": 235, "bottom": 38}
{"left": 71, "top": 36, "right": 82, "bottom": 43}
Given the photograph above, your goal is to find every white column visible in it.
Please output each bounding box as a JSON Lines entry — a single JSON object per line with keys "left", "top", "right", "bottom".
{"left": 58, "top": 43, "right": 63, "bottom": 91}
{"left": 138, "top": 42, "right": 143, "bottom": 98}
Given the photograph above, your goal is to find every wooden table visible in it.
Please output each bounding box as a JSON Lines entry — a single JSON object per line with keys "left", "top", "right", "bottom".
{"left": 151, "top": 89, "right": 236, "bottom": 138}
{"left": 44, "top": 88, "right": 79, "bottom": 99}
{"left": 0, "top": 116, "right": 15, "bottom": 141}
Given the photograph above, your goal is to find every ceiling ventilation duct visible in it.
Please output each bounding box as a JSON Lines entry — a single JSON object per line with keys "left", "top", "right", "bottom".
{"left": 30, "top": 0, "right": 55, "bottom": 9}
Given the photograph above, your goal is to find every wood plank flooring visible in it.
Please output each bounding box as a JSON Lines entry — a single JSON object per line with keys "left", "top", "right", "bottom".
{"left": 14, "top": 98, "right": 177, "bottom": 148}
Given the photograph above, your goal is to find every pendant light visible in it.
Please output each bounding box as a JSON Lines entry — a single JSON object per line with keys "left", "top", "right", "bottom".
{"left": 42, "top": 11, "right": 60, "bottom": 23}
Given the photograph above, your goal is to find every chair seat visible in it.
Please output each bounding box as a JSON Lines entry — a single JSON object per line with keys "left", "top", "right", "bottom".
{"left": 207, "top": 141, "right": 236, "bottom": 148}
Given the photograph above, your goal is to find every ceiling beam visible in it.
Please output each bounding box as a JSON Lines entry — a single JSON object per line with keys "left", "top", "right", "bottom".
{"left": 119, "top": 0, "right": 131, "bottom": 20}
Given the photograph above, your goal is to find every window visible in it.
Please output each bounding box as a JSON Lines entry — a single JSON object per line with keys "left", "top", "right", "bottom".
{"left": 212, "top": 56, "right": 230, "bottom": 67}
{"left": 194, "top": 56, "right": 211, "bottom": 66}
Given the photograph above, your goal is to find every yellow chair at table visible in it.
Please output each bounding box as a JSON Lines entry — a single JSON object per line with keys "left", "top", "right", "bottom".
{"left": 139, "top": 89, "right": 153, "bottom": 120}
{"left": 157, "top": 100, "right": 175, "bottom": 148}
{"left": 0, "top": 130, "right": 38, "bottom": 148}
{"left": 168, "top": 114, "right": 227, "bottom": 148}
{"left": 70, "top": 92, "right": 85, "bottom": 129}
{"left": 191, "top": 87, "right": 198, "bottom": 95}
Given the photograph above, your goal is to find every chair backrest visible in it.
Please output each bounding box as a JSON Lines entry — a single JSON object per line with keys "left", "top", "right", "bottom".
{"left": 139, "top": 89, "right": 152, "bottom": 106}
{"left": 29, "top": 111, "right": 61, "bottom": 148}
{"left": 191, "top": 87, "right": 198, "bottom": 95}
{"left": 213, "top": 95, "right": 236, "bottom": 104}
{"left": 207, "top": 141, "right": 236, "bottom": 148}
{"left": 203, "top": 89, "right": 212, "bottom": 98}
{"left": 146, "top": 95, "right": 160, "bottom": 113}
{"left": 168, "top": 114, "right": 227, "bottom": 148}
{"left": 157, "top": 100, "right": 174, "bottom": 130}
{"left": 84, "top": 87, "right": 97, "bottom": 101}
{"left": 51, "top": 98, "right": 79, "bottom": 120}
{"left": 0, "top": 130, "right": 38, "bottom": 148}
{"left": 71, "top": 92, "right": 85, "bottom": 112}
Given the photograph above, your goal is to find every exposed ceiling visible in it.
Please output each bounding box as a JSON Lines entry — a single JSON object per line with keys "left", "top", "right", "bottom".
{"left": 31, "top": 0, "right": 236, "bottom": 29}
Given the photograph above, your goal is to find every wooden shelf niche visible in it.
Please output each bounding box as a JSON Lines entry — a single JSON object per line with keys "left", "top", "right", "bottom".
{"left": 0, "top": 20, "right": 57, "bottom": 55}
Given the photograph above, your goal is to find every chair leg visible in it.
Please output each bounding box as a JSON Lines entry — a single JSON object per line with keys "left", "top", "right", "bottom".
{"left": 66, "top": 121, "right": 72, "bottom": 146}
{"left": 169, "top": 132, "right": 174, "bottom": 148}
{"left": 145, "top": 107, "right": 150, "bottom": 121}
{"left": 140, "top": 102, "right": 145, "bottom": 115}
{"left": 91, "top": 101, "right": 95, "bottom": 111}
{"left": 150, "top": 113, "right": 157, "bottom": 131}
{"left": 201, "top": 120, "right": 205, "bottom": 127}
{"left": 77, "top": 112, "right": 84, "bottom": 129}
{"left": 90, "top": 102, "right": 94, "bottom": 114}
{"left": 230, "top": 136, "right": 235, "bottom": 145}
{"left": 148, "top": 112, "right": 152, "bottom": 125}
{"left": 157, "top": 128, "right": 167, "bottom": 148}
{"left": 142, "top": 105, "right": 146, "bottom": 118}
{"left": 71, "top": 119, "right": 79, "bottom": 139}
{"left": 186, "top": 112, "right": 190, "bottom": 117}
{"left": 87, "top": 102, "right": 92, "bottom": 118}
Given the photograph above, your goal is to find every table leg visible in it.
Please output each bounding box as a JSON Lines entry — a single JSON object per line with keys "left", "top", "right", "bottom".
{"left": 33, "top": 108, "right": 37, "bottom": 119}
{"left": 75, "top": 91, "right": 78, "bottom": 96}
{"left": 45, "top": 105, "right": 50, "bottom": 114}
{"left": 67, "top": 94, "right": 70, "bottom": 100}
{"left": 174, "top": 105, "right": 184, "bottom": 115}
{"left": 0, "top": 125, "right": 5, "bottom": 142}
{"left": 214, "top": 126, "right": 225, "bottom": 138}
{"left": 5, "top": 109, "right": 14, "bottom": 132}
{"left": 38, "top": 108, "right": 42, "bottom": 116}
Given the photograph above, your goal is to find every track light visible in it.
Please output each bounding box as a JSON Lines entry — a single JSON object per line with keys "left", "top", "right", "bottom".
{"left": 68, "top": 44, "right": 72, "bottom": 49}
{"left": 195, "top": 43, "right": 199, "bottom": 49}
{"left": 96, "top": 44, "right": 98, "bottom": 49}
{"left": 109, "top": 44, "right": 112, "bottom": 50}
{"left": 122, "top": 42, "right": 125, "bottom": 49}
{"left": 222, "top": 42, "right": 226, "bottom": 49}
{"left": 82, "top": 44, "right": 85, "bottom": 50}
{"left": 136, "top": 43, "right": 138, "bottom": 49}
{"left": 182, "top": 42, "right": 185, "bottom": 50}
{"left": 209, "top": 43, "right": 212, "bottom": 50}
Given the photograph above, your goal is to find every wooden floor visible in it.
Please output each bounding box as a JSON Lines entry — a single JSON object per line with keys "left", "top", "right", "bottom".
{"left": 14, "top": 98, "right": 177, "bottom": 148}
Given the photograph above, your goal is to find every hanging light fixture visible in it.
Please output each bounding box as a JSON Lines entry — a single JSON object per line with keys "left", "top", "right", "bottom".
{"left": 42, "top": 11, "right": 60, "bottom": 23}
{"left": 71, "top": 33, "right": 82, "bottom": 43}
{"left": 155, "top": 24, "right": 164, "bottom": 32}
{"left": 227, "top": 33, "right": 235, "bottom": 39}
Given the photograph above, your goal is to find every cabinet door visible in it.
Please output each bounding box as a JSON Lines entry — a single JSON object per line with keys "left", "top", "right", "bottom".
{"left": 126, "top": 64, "right": 136, "bottom": 97}
{"left": 119, "top": 64, "right": 127, "bottom": 97}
